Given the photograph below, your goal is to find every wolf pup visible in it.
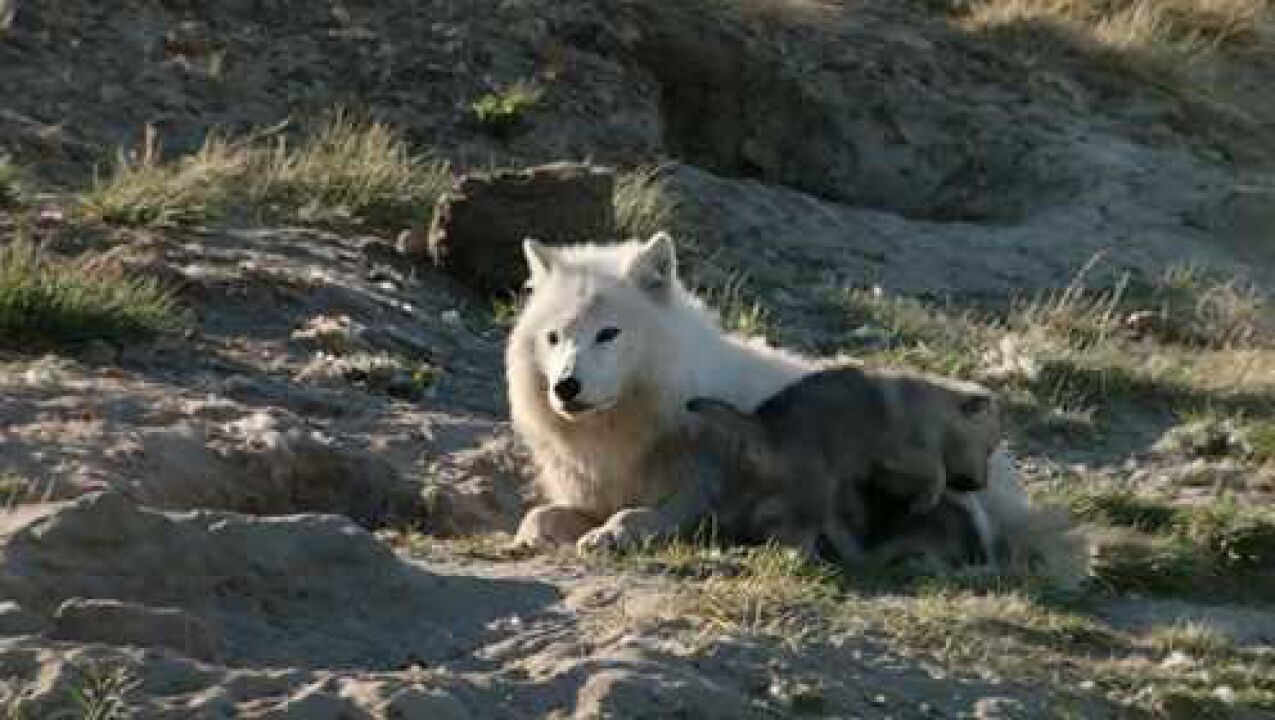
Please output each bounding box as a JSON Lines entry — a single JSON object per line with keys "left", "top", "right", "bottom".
{"left": 687, "top": 364, "right": 1002, "bottom": 567}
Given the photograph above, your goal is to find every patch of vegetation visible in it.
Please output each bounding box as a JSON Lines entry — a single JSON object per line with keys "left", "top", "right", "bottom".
{"left": 80, "top": 126, "right": 243, "bottom": 227}
{"left": 470, "top": 81, "right": 542, "bottom": 137}
{"left": 1245, "top": 419, "right": 1275, "bottom": 464}
{"left": 0, "top": 156, "right": 26, "bottom": 208}
{"left": 70, "top": 663, "right": 139, "bottom": 720}
{"left": 706, "top": 274, "right": 775, "bottom": 339}
{"left": 613, "top": 165, "right": 682, "bottom": 240}
{"left": 1146, "top": 620, "right": 1236, "bottom": 660}
{"left": 1047, "top": 485, "right": 1275, "bottom": 600}
{"left": 489, "top": 295, "right": 522, "bottom": 328}
{"left": 628, "top": 542, "right": 847, "bottom": 646}
{"left": 0, "top": 474, "right": 30, "bottom": 507}
{"left": 616, "top": 538, "right": 1274, "bottom": 715}
{"left": 949, "top": 0, "right": 1275, "bottom": 126}
{"left": 0, "top": 240, "right": 185, "bottom": 347}
{"left": 842, "top": 287, "right": 991, "bottom": 377}
{"left": 80, "top": 113, "right": 450, "bottom": 229}
{"left": 248, "top": 111, "right": 450, "bottom": 227}
{"left": 834, "top": 260, "right": 1275, "bottom": 432}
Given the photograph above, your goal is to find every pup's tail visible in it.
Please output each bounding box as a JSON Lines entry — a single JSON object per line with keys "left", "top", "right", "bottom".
{"left": 983, "top": 444, "right": 1091, "bottom": 589}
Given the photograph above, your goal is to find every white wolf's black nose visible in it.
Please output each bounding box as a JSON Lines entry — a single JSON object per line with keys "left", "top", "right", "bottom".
{"left": 553, "top": 377, "right": 581, "bottom": 402}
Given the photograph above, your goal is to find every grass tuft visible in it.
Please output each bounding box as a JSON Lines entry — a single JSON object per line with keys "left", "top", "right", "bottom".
{"left": 953, "top": 0, "right": 1275, "bottom": 118}
{"left": 80, "top": 114, "right": 450, "bottom": 229}
{"left": 470, "top": 81, "right": 542, "bottom": 137}
{"left": 80, "top": 125, "right": 244, "bottom": 228}
{"left": 70, "top": 663, "right": 139, "bottom": 720}
{"left": 0, "top": 239, "right": 184, "bottom": 347}
{"left": 1146, "top": 620, "right": 1235, "bottom": 659}
{"left": 0, "top": 157, "right": 25, "bottom": 208}
{"left": 248, "top": 111, "right": 449, "bottom": 227}
{"left": 1048, "top": 485, "right": 1275, "bottom": 600}
{"left": 614, "top": 165, "right": 682, "bottom": 240}
{"left": 706, "top": 273, "right": 774, "bottom": 339}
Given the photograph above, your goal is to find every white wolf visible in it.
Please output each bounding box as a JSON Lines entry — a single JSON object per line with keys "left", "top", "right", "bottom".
{"left": 506, "top": 232, "right": 812, "bottom": 552}
{"left": 505, "top": 232, "right": 1087, "bottom": 584}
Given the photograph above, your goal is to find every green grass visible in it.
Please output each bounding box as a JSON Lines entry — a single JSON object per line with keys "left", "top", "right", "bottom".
{"left": 705, "top": 274, "right": 775, "bottom": 339}
{"left": 1045, "top": 484, "right": 1275, "bottom": 600}
{"left": 830, "top": 262, "right": 1274, "bottom": 431}
{"left": 80, "top": 127, "right": 243, "bottom": 228}
{"left": 80, "top": 113, "right": 450, "bottom": 229}
{"left": 470, "top": 81, "right": 542, "bottom": 137}
{"left": 614, "top": 165, "right": 681, "bottom": 240}
{"left": 70, "top": 663, "right": 139, "bottom": 720}
{"left": 1146, "top": 620, "right": 1236, "bottom": 660}
{"left": 0, "top": 474, "right": 33, "bottom": 507}
{"left": 0, "top": 239, "right": 185, "bottom": 347}
{"left": 247, "top": 111, "right": 450, "bottom": 227}
{"left": 595, "top": 537, "right": 1273, "bottom": 715}
{"left": 1246, "top": 419, "right": 1275, "bottom": 464}
{"left": 0, "top": 157, "right": 24, "bottom": 208}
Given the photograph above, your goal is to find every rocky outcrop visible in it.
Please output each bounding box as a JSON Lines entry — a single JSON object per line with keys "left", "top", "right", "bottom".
{"left": 421, "top": 162, "right": 616, "bottom": 293}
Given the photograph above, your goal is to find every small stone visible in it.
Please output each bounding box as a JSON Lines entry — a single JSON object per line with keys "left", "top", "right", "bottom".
{"left": 973, "top": 696, "right": 1029, "bottom": 719}
{"left": 441, "top": 310, "right": 462, "bottom": 325}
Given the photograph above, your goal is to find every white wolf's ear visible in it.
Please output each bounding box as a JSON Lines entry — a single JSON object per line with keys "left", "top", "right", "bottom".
{"left": 523, "top": 239, "right": 556, "bottom": 286}
{"left": 627, "top": 231, "right": 678, "bottom": 296}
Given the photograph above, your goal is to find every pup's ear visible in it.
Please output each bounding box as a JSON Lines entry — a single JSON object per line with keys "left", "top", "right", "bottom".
{"left": 627, "top": 231, "right": 678, "bottom": 297}
{"left": 523, "top": 238, "right": 556, "bottom": 286}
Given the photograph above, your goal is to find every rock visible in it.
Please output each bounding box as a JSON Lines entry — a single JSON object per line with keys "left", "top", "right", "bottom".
{"left": 0, "top": 493, "right": 558, "bottom": 668}
{"left": 379, "top": 687, "right": 471, "bottom": 720}
{"left": 0, "top": 600, "right": 44, "bottom": 636}
{"left": 52, "top": 598, "right": 218, "bottom": 661}
{"left": 424, "top": 162, "right": 616, "bottom": 293}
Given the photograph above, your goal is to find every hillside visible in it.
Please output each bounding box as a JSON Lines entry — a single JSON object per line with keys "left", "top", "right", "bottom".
{"left": 2, "top": 1, "right": 1275, "bottom": 717}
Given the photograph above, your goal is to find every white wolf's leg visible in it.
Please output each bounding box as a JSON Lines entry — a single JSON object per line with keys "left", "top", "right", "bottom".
{"left": 512, "top": 504, "right": 600, "bottom": 550}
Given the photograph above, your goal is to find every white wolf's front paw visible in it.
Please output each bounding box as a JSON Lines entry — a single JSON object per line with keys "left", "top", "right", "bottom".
{"left": 576, "top": 522, "right": 633, "bottom": 554}
{"left": 575, "top": 508, "right": 659, "bottom": 555}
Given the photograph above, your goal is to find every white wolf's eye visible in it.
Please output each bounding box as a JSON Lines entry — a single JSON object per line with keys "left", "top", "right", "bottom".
{"left": 595, "top": 327, "right": 621, "bottom": 344}
{"left": 546, "top": 331, "right": 559, "bottom": 346}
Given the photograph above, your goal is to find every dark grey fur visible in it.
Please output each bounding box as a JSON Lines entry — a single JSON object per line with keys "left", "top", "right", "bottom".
{"left": 688, "top": 364, "right": 1002, "bottom": 569}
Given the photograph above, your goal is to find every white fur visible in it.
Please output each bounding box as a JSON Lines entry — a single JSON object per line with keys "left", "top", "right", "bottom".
{"left": 978, "top": 442, "right": 1091, "bottom": 586}
{"left": 507, "top": 233, "right": 812, "bottom": 544}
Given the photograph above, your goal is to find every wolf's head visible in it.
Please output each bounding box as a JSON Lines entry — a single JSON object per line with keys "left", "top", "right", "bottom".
{"left": 510, "top": 232, "right": 682, "bottom": 421}
{"left": 686, "top": 397, "right": 787, "bottom": 481}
